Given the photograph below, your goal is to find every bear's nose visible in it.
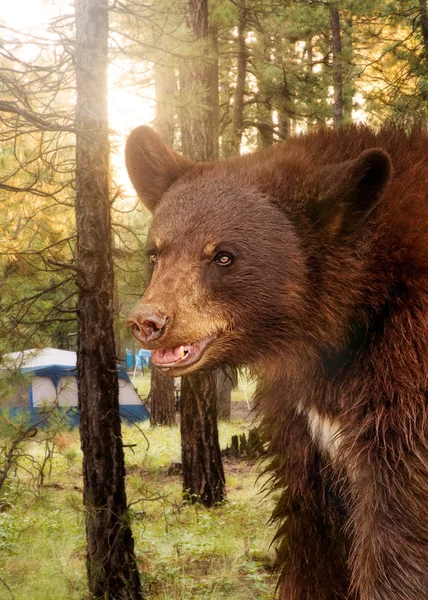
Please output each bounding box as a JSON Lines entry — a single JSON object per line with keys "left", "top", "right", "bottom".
{"left": 125, "top": 305, "right": 169, "bottom": 344}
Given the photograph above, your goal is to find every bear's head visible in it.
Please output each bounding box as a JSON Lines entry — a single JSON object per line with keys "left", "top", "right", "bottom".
{"left": 125, "top": 126, "right": 391, "bottom": 377}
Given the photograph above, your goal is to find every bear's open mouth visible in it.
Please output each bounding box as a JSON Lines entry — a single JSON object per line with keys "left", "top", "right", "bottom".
{"left": 151, "top": 335, "right": 216, "bottom": 371}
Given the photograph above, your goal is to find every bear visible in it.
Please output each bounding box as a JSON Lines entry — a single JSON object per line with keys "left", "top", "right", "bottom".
{"left": 125, "top": 124, "right": 428, "bottom": 600}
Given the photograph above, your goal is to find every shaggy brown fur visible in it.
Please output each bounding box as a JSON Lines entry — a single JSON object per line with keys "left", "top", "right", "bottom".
{"left": 125, "top": 125, "right": 428, "bottom": 600}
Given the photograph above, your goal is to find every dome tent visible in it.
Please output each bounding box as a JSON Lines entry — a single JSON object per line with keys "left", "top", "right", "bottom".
{"left": 1, "top": 348, "right": 149, "bottom": 426}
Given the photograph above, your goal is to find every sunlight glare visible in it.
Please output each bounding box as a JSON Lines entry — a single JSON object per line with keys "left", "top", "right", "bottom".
{"left": 1, "top": 0, "right": 156, "bottom": 195}
{"left": 0, "top": 0, "right": 55, "bottom": 29}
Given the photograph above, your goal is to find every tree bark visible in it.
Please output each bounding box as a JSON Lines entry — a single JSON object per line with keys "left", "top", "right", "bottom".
{"left": 343, "top": 13, "right": 353, "bottom": 124}
{"left": 179, "top": 0, "right": 226, "bottom": 507}
{"left": 277, "top": 69, "right": 293, "bottom": 141}
{"left": 179, "top": 0, "right": 215, "bottom": 161}
{"left": 330, "top": 4, "right": 343, "bottom": 129}
{"left": 230, "top": 3, "right": 247, "bottom": 156}
{"left": 257, "top": 100, "right": 274, "bottom": 148}
{"left": 216, "top": 368, "right": 237, "bottom": 421}
{"left": 304, "top": 36, "right": 321, "bottom": 130}
{"left": 149, "top": 362, "right": 176, "bottom": 426}
{"left": 420, "top": 0, "right": 428, "bottom": 61}
{"left": 210, "top": 27, "right": 220, "bottom": 160}
{"left": 74, "top": 1, "right": 142, "bottom": 598}
{"left": 180, "top": 371, "right": 226, "bottom": 505}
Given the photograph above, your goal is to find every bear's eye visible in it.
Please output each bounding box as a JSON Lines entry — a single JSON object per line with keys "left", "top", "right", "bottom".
{"left": 148, "top": 251, "right": 158, "bottom": 264}
{"left": 213, "top": 251, "right": 234, "bottom": 267}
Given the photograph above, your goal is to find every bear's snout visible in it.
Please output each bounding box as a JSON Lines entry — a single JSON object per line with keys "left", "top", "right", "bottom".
{"left": 126, "top": 304, "right": 169, "bottom": 345}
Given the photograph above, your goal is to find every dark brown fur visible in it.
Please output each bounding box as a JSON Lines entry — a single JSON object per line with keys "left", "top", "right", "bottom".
{"left": 126, "top": 125, "right": 428, "bottom": 600}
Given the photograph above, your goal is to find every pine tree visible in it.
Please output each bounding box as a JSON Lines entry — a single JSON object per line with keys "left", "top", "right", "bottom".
{"left": 74, "top": 0, "right": 142, "bottom": 596}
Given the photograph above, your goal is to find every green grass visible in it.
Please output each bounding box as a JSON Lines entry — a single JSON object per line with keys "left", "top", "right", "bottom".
{"left": 132, "top": 372, "right": 152, "bottom": 398}
{"left": 0, "top": 422, "right": 277, "bottom": 600}
{"left": 231, "top": 375, "right": 257, "bottom": 403}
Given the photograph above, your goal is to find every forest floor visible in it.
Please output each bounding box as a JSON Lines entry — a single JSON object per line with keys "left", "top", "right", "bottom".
{"left": 0, "top": 417, "right": 279, "bottom": 600}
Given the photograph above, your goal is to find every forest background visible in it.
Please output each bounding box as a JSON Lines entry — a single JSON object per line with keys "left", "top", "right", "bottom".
{"left": 1, "top": 0, "right": 428, "bottom": 599}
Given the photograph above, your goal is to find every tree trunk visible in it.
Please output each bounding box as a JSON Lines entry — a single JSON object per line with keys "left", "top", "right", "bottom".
{"left": 216, "top": 368, "right": 236, "bottom": 421}
{"left": 154, "top": 65, "right": 176, "bottom": 148}
{"left": 257, "top": 100, "right": 274, "bottom": 148}
{"left": 277, "top": 69, "right": 293, "bottom": 141}
{"left": 149, "top": 362, "right": 176, "bottom": 426}
{"left": 113, "top": 274, "right": 125, "bottom": 363}
{"left": 180, "top": 371, "right": 226, "bottom": 505}
{"left": 229, "top": 3, "right": 246, "bottom": 156}
{"left": 420, "top": 0, "right": 428, "bottom": 61}
{"left": 342, "top": 13, "right": 353, "bottom": 124}
{"left": 278, "top": 112, "right": 290, "bottom": 141}
{"left": 74, "top": 1, "right": 142, "bottom": 598}
{"left": 179, "top": 0, "right": 226, "bottom": 507}
{"left": 210, "top": 26, "right": 220, "bottom": 160}
{"left": 304, "top": 36, "right": 318, "bottom": 130}
{"left": 330, "top": 4, "right": 343, "bottom": 129}
{"left": 179, "top": 0, "right": 215, "bottom": 161}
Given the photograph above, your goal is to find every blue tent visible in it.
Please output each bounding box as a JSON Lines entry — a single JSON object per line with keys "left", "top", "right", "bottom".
{"left": 125, "top": 348, "right": 151, "bottom": 370}
{"left": 2, "top": 348, "right": 150, "bottom": 427}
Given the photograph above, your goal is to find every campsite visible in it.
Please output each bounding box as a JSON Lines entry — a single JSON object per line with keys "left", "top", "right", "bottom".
{"left": 1, "top": 348, "right": 150, "bottom": 425}
{"left": 3, "top": 1, "right": 428, "bottom": 599}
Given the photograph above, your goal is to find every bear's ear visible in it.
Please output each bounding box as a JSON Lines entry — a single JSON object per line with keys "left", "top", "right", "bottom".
{"left": 125, "top": 126, "right": 195, "bottom": 212}
{"left": 314, "top": 148, "right": 392, "bottom": 237}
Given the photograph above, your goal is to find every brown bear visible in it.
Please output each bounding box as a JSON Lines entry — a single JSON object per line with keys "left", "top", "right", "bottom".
{"left": 125, "top": 125, "right": 428, "bottom": 600}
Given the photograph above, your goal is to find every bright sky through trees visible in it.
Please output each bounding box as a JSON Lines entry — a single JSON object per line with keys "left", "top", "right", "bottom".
{"left": 1, "top": 0, "right": 54, "bottom": 29}
{"left": 0, "top": 0, "right": 155, "bottom": 193}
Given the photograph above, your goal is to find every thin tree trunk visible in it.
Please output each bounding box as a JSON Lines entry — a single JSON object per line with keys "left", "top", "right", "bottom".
{"left": 179, "top": 0, "right": 215, "bottom": 161}
{"left": 179, "top": 0, "right": 226, "bottom": 507}
{"left": 216, "top": 368, "right": 236, "bottom": 421}
{"left": 330, "top": 4, "right": 343, "bottom": 128}
{"left": 149, "top": 362, "right": 176, "bottom": 426}
{"left": 154, "top": 65, "right": 176, "bottom": 148}
{"left": 343, "top": 13, "right": 353, "bottom": 124}
{"left": 255, "top": 31, "right": 274, "bottom": 148}
{"left": 420, "top": 0, "right": 428, "bottom": 61}
{"left": 278, "top": 113, "right": 290, "bottom": 141}
{"left": 180, "top": 372, "right": 226, "bottom": 505}
{"left": 277, "top": 69, "right": 293, "bottom": 140}
{"left": 257, "top": 100, "right": 274, "bottom": 148}
{"left": 74, "top": 1, "right": 142, "bottom": 598}
{"left": 210, "top": 27, "right": 220, "bottom": 160}
{"left": 113, "top": 274, "right": 124, "bottom": 363}
{"left": 230, "top": 3, "right": 246, "bottom": 156}
{"left": 304, "top": 36, "right": 319, "bottom": 130}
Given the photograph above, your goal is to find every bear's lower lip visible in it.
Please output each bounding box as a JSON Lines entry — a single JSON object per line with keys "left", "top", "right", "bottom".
{"left": 151, "top": 335, "right": 216, "bottom": 370}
